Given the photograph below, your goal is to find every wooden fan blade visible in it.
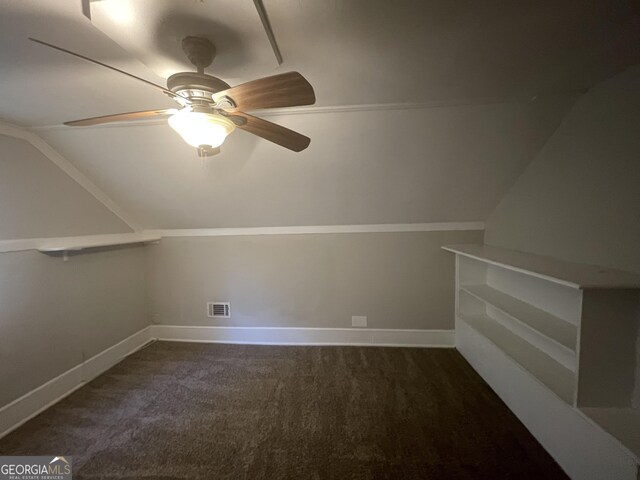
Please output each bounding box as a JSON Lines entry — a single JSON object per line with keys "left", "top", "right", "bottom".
{"left": 214, "top": 72, "right": 315, "bottom": 111}
{"left": 231, "top": 112, "right": 310, "bottom": 152}
{"left": 65, "top": 109, "right": 176, "bottom": 126}
{"left": 29, "top": 38, "right": 179, "bottom": 99}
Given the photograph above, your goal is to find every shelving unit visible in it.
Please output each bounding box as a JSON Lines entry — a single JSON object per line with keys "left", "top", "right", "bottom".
{"left": 443, "top": 243, "right": 640, "bottom": 289}
{"left": 460, "top": 284, "right": 577, "bottom": 350}
{"left": 459, "top": 311, "right": 575, "bottom": 403}
{"left": 38, "top": 233, "right": 160, "bottom": 259}
{"left": 444, "top": 244, "right": 640, "bottom": 477}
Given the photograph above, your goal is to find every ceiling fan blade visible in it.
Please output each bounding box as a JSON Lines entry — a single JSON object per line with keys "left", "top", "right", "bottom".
{"left": 65, "top": 109, "right": 176, "bottom": 126}
{"left": 214, "top": 72, "right": 315, "bottom": 111}
{"left": 29, "top": 38, "right": 180, "bottom": 99}
{"left": 231, "top": 112, "right": 310, "bottom": 152}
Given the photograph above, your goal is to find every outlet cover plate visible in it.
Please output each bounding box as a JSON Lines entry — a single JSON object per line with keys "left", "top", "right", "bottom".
{"left": 351, "top": 316, "right": 367, "bottom": 328}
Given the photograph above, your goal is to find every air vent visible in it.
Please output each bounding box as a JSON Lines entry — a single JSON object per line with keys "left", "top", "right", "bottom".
{"left": 207, "top": 302, "right": 231, "bottom": 318}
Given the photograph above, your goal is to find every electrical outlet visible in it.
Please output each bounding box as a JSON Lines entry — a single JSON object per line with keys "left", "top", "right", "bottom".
{"left": 351, "top": 316, "right": 367, "bottom": 328}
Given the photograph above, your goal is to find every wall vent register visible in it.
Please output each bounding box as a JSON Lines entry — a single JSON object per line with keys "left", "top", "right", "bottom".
{"left": 207, "top": 302, "right": 231, "bottom": 318}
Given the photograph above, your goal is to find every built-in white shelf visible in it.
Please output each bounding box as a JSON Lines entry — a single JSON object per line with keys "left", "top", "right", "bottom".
{"left": 443, "top": 244, "right": 640, "bottom": 289}
{"left": 459, "top": 312, "right": 575, "bottom": 403}
{"left": 461, "top": 284, "right": 577, "bottom": 351}
{"left": 580, "top": 407, "right": 640, "bottom": 463}
{"left": 445, "top": 244, "right": 640, "bottom": 475}
{"left": 37, "top": 233, "right": 160, "bottom": 254}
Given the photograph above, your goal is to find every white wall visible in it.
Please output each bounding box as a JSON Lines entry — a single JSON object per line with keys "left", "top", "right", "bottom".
{"left": 0, "top": 248, "right": 148, "bottom": 407}
{"left": 485, "top": 66, "right": 640, "bottom": 275}
{"left": 147, "top": 230, "right": 483, "bottom": 330}
{"left": 0, "top": 133, "right": 147, "bottom": 409}
{"left": 0, "top": 134, "right": 130, "bottom": 240}
{"left": 484, "top": 65, "right": 640, "bottom": 409}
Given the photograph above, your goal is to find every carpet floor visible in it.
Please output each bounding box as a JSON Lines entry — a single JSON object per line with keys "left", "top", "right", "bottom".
{"left": 0, "top": 341, "right": 567, "bottom": 479}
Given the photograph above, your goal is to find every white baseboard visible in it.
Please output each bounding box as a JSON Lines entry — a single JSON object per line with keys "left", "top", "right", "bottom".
{"left": 151, "top": 325, "right": 455, "bottom": 347}
{"left": 0, "top": 326, "right": 153, "bottom": 439}
{"left": 456, "top": 319, "right": 639, "bottom": 480}
{"left": 0, "top": 324, "right": 451, "bottom": 441}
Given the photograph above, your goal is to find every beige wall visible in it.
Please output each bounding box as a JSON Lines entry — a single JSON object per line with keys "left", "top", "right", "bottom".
{"left": 0, "top": 134, "right": 130, "bottom": 240}
{"left": 147, "top": 230, "right": 483, "bottom": 330}
{"left": 0, "top": 132, "right": 146, "bottom": 409}
{"left": 485, "top": 66, "right": 640, "bottom": 274}
{"left": 0, "top": 227, "right": 482, "bottom": 409}
{"left": 484, "top": 66, "right": 640, "bottom": 407}
{"left": 0, "top": 247, "right": 149, "bottom": 407}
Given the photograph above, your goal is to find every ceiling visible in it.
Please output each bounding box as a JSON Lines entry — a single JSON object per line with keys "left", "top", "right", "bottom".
{"left": 1, "top": 0, "right": 638, "bottom": 126}
{"left": 0, "top": 134, "right": 129, "bottom": 240}
{"left": 0, "top": 0, "right": 638, "bottom": 229}
{"left": 38, "top": 97, "right": 576, "bottom": 228}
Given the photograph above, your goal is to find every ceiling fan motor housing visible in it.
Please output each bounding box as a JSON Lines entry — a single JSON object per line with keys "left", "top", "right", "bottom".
{"left": 182, "top": 36, "right": 215, "bottom": 72}
{"left": 167, "top": 36, "right": 231, "bottom": 102}
{"left": 167, "top": 72, "right": 231, "bottom": 100}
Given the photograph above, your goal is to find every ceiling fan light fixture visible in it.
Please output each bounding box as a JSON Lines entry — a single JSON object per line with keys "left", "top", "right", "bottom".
{"left": 168, "top": 109, "right": 235, "bottom": 150}
{"left": 29, "top": 38, "right": 315, "bottom": 152}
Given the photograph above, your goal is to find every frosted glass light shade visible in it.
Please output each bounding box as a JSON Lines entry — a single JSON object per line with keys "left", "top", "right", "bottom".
{"left": 168, "top": 109, "right": 235, "bottom": 149}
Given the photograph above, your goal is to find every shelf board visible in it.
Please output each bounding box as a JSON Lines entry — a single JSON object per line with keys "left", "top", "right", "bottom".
{"left": 459, "top": 312, "right": 575, "bottom": 404}
{"left": 443, "top": 244, "right": 640, "bottom": 289}
{"left": 580, "top": 407, "right": 640, "bottom": 462}
{"left": 38, "top": 233, "right": 160, "bottom": 253}
{"left": 461, "top": 284, "right": 577, "bottom": 351}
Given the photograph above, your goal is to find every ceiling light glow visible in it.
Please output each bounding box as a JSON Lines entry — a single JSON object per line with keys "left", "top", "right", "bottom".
{"left": 168, "top": 109, "right": 235, "bottom": 150}
{"left": 101, "top": 0, "right": 135, "bottom": 26}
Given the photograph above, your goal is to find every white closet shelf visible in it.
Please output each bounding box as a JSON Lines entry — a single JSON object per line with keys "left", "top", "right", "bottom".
{"left": 447, "top": 244, "right": 640, "bottom": 475}
{"left": 443, "top": 244, "right": 640, "bottom": 289}
{"left": 580, "top": 407, "right": 640, "bottom": 462}
{"left": 461, "top": 284, "right": 577, "bottom": 350}
{"left": 459, "top": 312, "right": 575, "bottom": 404}
{"left": 38, "top": 233, "right": 160, "bottom": 253}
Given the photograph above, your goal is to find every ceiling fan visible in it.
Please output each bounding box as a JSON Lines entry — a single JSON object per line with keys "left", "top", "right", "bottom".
{"left": 29, "top": 36, "right": 315, "bottom": 156}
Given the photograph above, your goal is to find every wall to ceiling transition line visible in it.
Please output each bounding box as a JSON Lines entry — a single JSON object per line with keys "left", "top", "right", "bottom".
{"left": 484, "top": 66, "right": 640, "bottom": 275}
{"left": 0, "top": 122, "right": 140, "bottom": 239}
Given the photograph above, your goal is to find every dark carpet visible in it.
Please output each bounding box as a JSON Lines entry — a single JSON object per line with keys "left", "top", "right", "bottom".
{"left": 0, "top": 341, "right": 567, "bottom": 479}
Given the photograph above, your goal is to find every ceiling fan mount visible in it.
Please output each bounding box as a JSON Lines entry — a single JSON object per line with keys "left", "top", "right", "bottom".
{"left": 29, "top": 36, "right": 316, "bottom": 156}
{"left": 167, "top": 37, "right": 231, "bottom": 102}
{"left": 181, "top": 36, "right": 215, "bottom": 73}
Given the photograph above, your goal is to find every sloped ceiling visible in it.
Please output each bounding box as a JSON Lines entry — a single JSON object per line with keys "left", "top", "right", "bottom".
{"left": 0, "top": 134, "right": 130, "bottom": 239}
{"left": 38, "top": 98, "right": 576, "bottom": 228}
{"left": 1, "top": 0, "right": 638, "bottom": 228}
